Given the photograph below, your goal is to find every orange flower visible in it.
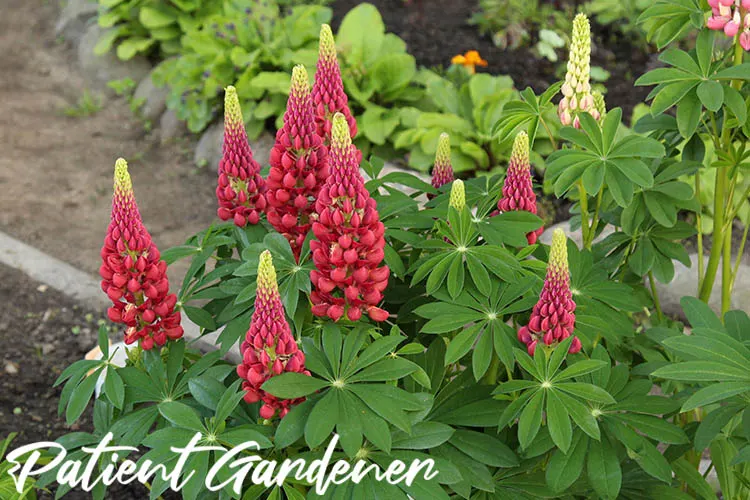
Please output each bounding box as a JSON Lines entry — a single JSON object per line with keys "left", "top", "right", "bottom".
{"left": 451, "top": 50, "right": 488, "bottom": 74}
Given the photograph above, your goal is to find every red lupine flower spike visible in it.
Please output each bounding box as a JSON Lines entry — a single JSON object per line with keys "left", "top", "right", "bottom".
{"left": 312, "top": 25, "right": 358, "bottom": 153}
{"left": 266, "top": 65, "right": 329, "bottom": 260}
{"left": 100, "top": 159, "right": 183, "bottom": 350}
{"left": 494, "top": 131, "right": 543, "bottom": 244}
{"left": 237, "top": 250, "right": 310, "bottom": 419}
{"left": 430, "top": 133, "right": 454, "bottom": 198}
{"left": 310, "top": 113, "right": 390, "bottom": 323}
{"left": 518, "top": 229, "right": 581, "bottom": 356}
{"left": 216, "top": 86, "right": 267, "bottom": 227}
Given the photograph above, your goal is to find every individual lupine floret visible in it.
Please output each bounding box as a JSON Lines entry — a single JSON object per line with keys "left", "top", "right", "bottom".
{"left": 517, "top": 229, "right": 582, "bottom": 356}
{"left": 495, "top": 132, "right": 543, "bottom": 245}
{"left": 706, "top": 0, "right": 750, "bottom": 50}
{"left": 312, "top": 24, "right": 358, "bottom": 146}
{"left": 216, "top": 86, "right": 267, "bottom": 227}
{"left": 310, "top": 113, "right": 390, "bottom": 323}
{"left": 558, "top": 14, "right": 597, "bottom": 128}
{"left": 430, "top": 133, "right": 454, "bottom": 198}
{"left": 237, "top": 250, "right": 310, "bottom": 419}
{"left": 449, "top": 179, "right": 465, "bottom": 212}
{"left": 100, "top": 159, "right": 183, "bottom": 350}
{"left": 266, "top": 65, "right": 329, "bottom": 259}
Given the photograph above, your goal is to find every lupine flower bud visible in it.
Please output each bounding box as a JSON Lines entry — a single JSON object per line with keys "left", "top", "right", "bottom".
{"left": 100, "top": 159, "right": 183, "bottom": 350}
{"left": 449, "top": 179, "right": 465, "bottom": 212}
{"left": 216, "top": 86, "right": 267, "bottom": 227}
{"left": 706, "top": 0, "right": 750, "bottom": 50}
{"left": 310, "top": 113, "right": 390, "bottom": 322}
{"left": 430, "top": 133, "right": 454, "bottom": 198}
{"left": 266, "top": 65, "right": 329, "bottom": 259}
{"left": 592, "top": 91, "right": 606, "bottom": 122}
{"left": 312, "top": 25, "right": 358, "bottom": 149}
{"left": 559, "top": 14, "right": 596, "bottom": 128}
{"left": 237, "top": 250, "right": 310, "bottom": 419}
{"left": 493, "top": 132, "right": 543, "bottom": 245}
{"left": 518, "top": 229, "right": 581, "bottom": 356}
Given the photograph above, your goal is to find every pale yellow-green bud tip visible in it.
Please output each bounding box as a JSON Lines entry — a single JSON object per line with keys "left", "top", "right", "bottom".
{"left": 593, "top": 91, "right": 606, "bottom": 119}
{"left": 436, "top": 133, "right": 451, "bottom": 165}
{"left": 319, "top": 24, "right": 336, "bottom": 62}
{"left": 257, "top": 250, "right": 278, "bottom": 295}
{"left": 114, "top": 158, "right": 132, "bottom": 194}
{"left": 224, "top": 86, "right": 243, "bottom": 125}
{"left": 449, "top": 179, "right": 465, "bottom": 211}
{"left": 291, "top": 65, "right": 309, "bottom": 98}
{"left": 549, "top": 228, "right": 569, "bottom": 273}
{"left": 331, "top": 112, "right": 351, "bottom": 150}
{"left": 511, "top": 131, "right": 529, "bottom": 165}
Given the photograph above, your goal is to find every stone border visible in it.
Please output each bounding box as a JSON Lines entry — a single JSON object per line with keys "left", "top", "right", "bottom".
{"left": 0, "top": 230, "right": 240, "bottom": 362}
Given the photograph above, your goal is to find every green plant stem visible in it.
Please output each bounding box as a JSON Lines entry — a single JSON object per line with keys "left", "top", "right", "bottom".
{"left": 648, "top": 271, "right": 664, "bottom": 323}
{"left": 731, "top": 222, "right": 749, "bottom": 291}
{"left": 695, "top": 171, "right": 704, "bottom": 289}
{"left": 586, "top": 189, "right": 604, "bottom": 248}
{"left": 722, "top": 220, "right": 733, "bottom": 315}
{"left": 699, "top": 40, "right": 744, "bottom": 304}
{"left": 484, "top": 355, "right": 501, "bottom": 385}
{"left": 578, "top": 181, "right": 591, "bottom": 248}
{"left": 540, "top": 117, "right": 558, "bottom": 150}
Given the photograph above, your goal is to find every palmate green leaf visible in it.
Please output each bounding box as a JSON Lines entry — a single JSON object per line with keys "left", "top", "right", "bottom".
{"left": 677, "top": 89, "right": 702, "bottom": 138}
{"left": 348, "top": 358, "right": 418, "bottom": 383}
{"left": 671, "top": 457, "right": 718, "bottom": 500}
{"left": 697, "top": 80, "right": 723, "bottom": 112}
{"left": 391, "top": 421, "right": 454, "bottom": 450}
{"left": 158, "top": 401, "right": 205, "bottom": 434}
{"left": 261, "top": 373, "right": 330, "bottom": 399}
{"left": 681, "top": 296, "right": 725, "bottom": 330}
{"left": 661, "top": 334, "right": 750, "bottom": 372}
{"left": 472, "top": 327, "right": 494, "bottom": 381}
{"left": 614, "top": 413, "right": 689, "bottom": 444}
{"left": 552, "top": 359, "right": 608, "bottom": 382}
{"left": 420, "top": 310, "right": 485, "bottom": 334}
{"left": 681, "top": 382, "right": 750, "bottom": 412}
{"left": 556, "top": 382, "right": 616, "bottom": 404}
{"left": 605, "top": 420, "right": 672, "bottom": 483}
{"left": 587, "top": 438, "right": 622, "bottom": 500}
{"left": 349, "top": 334, "right": 406, "bottom": 374}
{"left": 450, "top": 429, "right": 519, "bottom": 467}
{"left": 546, "top": 390, "right": 573, "bottom": 453}
{"left": 651, "top": 361, "right": 750, "bottom": 382}
{"left": 518, "top": 390, "right": 544, "bottom": 449}
{"left": 65, "top": 367, "right": 103, "bottom": 425}
{"left": 348, "top": 384, "right": 414, "bottom": 432}
{"left": 546, "top": 433, "right": 588, "bottom": 492}
{"left": 305, "top": 390, "right": 338, "bottom": 448}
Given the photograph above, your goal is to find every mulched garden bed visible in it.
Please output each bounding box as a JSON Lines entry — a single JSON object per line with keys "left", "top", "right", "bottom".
{"left": 0, "top": 263, "right": 153, "bottom": 499}
{"left": 330, "top": 0, "right": 653, "bottom": 121}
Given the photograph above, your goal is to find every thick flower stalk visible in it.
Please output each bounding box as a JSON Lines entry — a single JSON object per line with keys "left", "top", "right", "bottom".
{"left": 100, "top": 159, "right": 183, "bottom": 350}
{"left": 559, "top": 14, "right": 597, "bottom": 128}
{"left": 216, "top": 86, "right": 267, "bottom": 227}
{"left": 449, "top": 179, "right": 465, "bottom": 211}
{"left": 495, "top": 132, "right": 544, "bottom": 245}
{"left": 266, "top": 65, "right": 329, "bottom": 259}
{"left": 312, "top": 24, "right": 358, "bottom": 146}
{"left": 310, "top": 113, "right": 390, "bottom": 322}
{"left": 707, "top": 0, "right": 750, "bottom": 50}
{"left": 518, "top": 229, "right": 581, "bottom": 356}
{"left": 237, "top": 250, "right": 310, "bottom": 419}
{"left": 430, "top": 133, "right": 454, "bottom": 197}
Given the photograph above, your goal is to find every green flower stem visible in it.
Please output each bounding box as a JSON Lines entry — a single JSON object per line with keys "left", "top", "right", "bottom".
{"left": 578, "top": 181, "right": 591, "bottom": 248}
{"left": 731, "top": 222, "right": 749, "bottom": 291}
{"left": 722, "top": 225, "right": 733, "bottom": 314}
{"left": 586, "top": 188, "right": 604, "bottom": 248}
{"left": 540, "top": 116, "right": 558, "bottom": 150}
{"left": 648, "top": 271, "right": 664, "bottom": 323}
{"left": 699, "top": 39, "right": 744, "bottom": 306}
{"left": 483, "top": 355, "right": 501, "bottom": 385}
{"left": 695, "top": 171, "right": 704, "bottom": 289}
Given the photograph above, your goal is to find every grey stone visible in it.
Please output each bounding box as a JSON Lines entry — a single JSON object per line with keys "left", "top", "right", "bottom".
{"left": 133, "top": 70, "right": 169, "bottom": 122}
{"left": 656, "top": 253, "right": 750, "bottom": 317}
{"left": 158, "top": 109, "right": 188, "bottom": 144}
{"left": 77, "top": 25, "right": 151, "bottom": 95}
{"left": 195, "top": 122, "right": 274, "bottom": 169}
{"left": 55, "top": 0, "right": 98, "bottom": 47}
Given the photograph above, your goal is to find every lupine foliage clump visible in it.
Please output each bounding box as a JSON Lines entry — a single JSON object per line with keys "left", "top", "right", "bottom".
{"left": 45, "top": 7, "right": 750, "bottom": 500}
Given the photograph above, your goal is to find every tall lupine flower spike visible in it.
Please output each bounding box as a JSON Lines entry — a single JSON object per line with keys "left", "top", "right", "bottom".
{"left": 100, "top": 159, "right": 183, "bottom": 350}
{"left": 430, "top": 133, "right": 454, "bottom": 198}
{"left": 312, "top": 24, "right": 358, "bottom": 147}
{"left": 266, "top": 65, "right": 329, "bottom": 259}
{"left": 518, "top": 229, "right": 581, "bottom": 356}
{"left": 310, "top": 113, "right": 390, "bottom": 323}
{"left": 216, "top": 86, "right": 267, "bottom": 227}
{"left": 707, "top": 0, "right": 750, "bottom": 51}
{"left": 559, "top": 14, "right": 597, "bottom": 128}
{"left": 449, "top": 179, "right": 465, "bottom": 212}
{"left": 495, "top": 132, "right": 544, "bottom": 245}
{"left": 237, "top": 250, "right": 310, "bottom": 419}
